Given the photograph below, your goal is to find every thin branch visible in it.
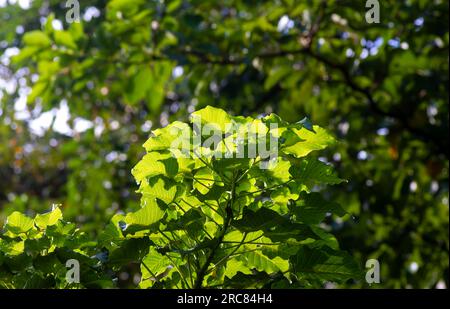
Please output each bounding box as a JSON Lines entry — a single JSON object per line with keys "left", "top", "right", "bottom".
{"left": 141, "top": 260, "right": 160, "bottom": 284}
{"left": 205, "top": 233, "right": 248, "bottom": 276}
{"left": 174, "top": 201, "right": 216, "bottom": 238}
{"left": 236, "top": 179, "right": 293, "bottom": 199}
{"left": 193, "top": 171, "right": 237, "bottom": 288}
{"left": 166, "top": 253, "right": 190, "bottom": 289}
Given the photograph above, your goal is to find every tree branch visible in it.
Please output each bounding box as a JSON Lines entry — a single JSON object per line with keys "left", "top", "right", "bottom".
{"left": 193, "top": 172, "right": 236, "bottom": 288}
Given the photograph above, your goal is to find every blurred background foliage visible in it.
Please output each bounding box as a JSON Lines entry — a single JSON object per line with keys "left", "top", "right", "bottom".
{"left": 0, "top": 0, "right": 448, "bottom": 288}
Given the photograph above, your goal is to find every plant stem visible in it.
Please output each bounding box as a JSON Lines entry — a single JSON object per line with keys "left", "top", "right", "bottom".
{"left": 193, "top": 172, "right": 237, "bottom": 288}
{"left": 205, "top": 233, "right": 247, "bottom": 276}
{"left": 141, "top": 260, "right": 160, "bottom": 284}
{"left": 235, "top": 179, "right": 293, "bottom": 199}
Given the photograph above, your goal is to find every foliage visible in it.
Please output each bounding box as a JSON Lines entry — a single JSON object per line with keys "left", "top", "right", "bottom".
{"left": 0, "top": 107, "right": 361, "bottom": 288}
{"left": 0, "top": 206, "right": 114, "bottom": 288}
{"left": 0, "top": 0, "right": 448, "bottom": 288}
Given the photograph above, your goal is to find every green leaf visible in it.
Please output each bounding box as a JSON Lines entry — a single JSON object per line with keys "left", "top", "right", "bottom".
{"left": 270, "top": 186, "right": 298, "bottom": 213}
{"left": 262, "top": 113, "right": 289, "bottom": 128}
{"left": 22, "top": 31, "right": 52, "bottom": 47}
{"left": 11, "top": 271, "right": 54, "bottom": 288}
{"left": 27, "top": 81, "right": 48, "bottom": 104}
{"left": 264, "top": 66, "right": 291, "bottom": 90}
{"left": 166, "top": 209, "right": 205, "bottom": 235}
{"left": 125, "top": 66, "right": 152, "bottom": 105}
{"left": 98, "top": 214, "right": 125, "bottom": 247}
{"left": 289, "top": 158, "right": 345, "bottom": 185}
{"left": 191, "top": 106, "right": 232, "bottom": 132}
{"left": 54, "top": 31, "right": 77, "bottom": 49}
{"left": 124, "top": 200, "right": 165, "bottom": 233}
{"left": 224, "top": 258, "right": 253, "bottom": 279}
{"left": 0, "top": 239, "right": 25, "bottom": 256}
{"left": 310, "top": 227, "right": 339, "bottom": 250}
{"left": 293, "top": 192, "right": 346, "bottom": 224}
{"left": 166, "top": 0, "right": 182, "bottom": 13}
{"left": 132, "top": 151, "right": 178, "bottom": 183}
{"left": 140, "top": 247, "right": 172, "bottom": 288}
{"left": 233, "top": 207, "right": 318, "bottom": 242}
{"left": 107, "top": 0, "right": 145, "bottom": 16}
{"left": 11, "top": 46, "right": 40, "bottom": 64}
{"left": 282, "top": 126, "right": 335, "bottom": 157}
{"left": 143, "top": 122, "right": 191, "bottom": 152}
{"left": 178, "top": 195, "right": 203, "bottom": 210}
{"left": 34, "top": 206, "right": 63, "bottom": 229}
{"left": 139, "top": 177, "right": 179, "bottom": 205}
{"left": 142, "top": 248, "right": 172, "bottom": 277}
{"left": 45, "top": 222, "right": 77, "bottom": 247}
{"left": 146, "top": 61, "right": 173, "bottom": 112}
{"left": 263, "top": 223, "right": 318, "bottom": 242}
{"left": 290, "top": 245, "right": 362, "bottom": 283}
{"left": 4, "top": 212, "right": 34, "bottom": 234}
{"left": 232, "top": 207, "right": 289, "bottom": 232}
{"left": 239, "top": 250, "right": 289, "bottom": 274}
{"left": 250, "top": 157, "right": 292, "bottom": 185}
{"left": 25, "top": 237, "right": 51, "bottom": 254}
{"left": 193, "top": 167, "right": 215, "bottom": 195}
{"left": 222, "top": 272, "right": 272, "bottom": 288}
{"left": 108, "top": 237, "right": 151, "bottom": 265}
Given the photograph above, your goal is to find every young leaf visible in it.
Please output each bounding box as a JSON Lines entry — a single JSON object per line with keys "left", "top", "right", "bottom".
{"left": 191, "top": 106, "right": 232, "bottom": 132}
{"left": 282, "top": 126, "right": 335, "bottom": 158}
{"left": 34, "top": 206, "right": 63, "bottom": 229}
{"left": 4, "top": 212, "right": 34, "bottom": 235}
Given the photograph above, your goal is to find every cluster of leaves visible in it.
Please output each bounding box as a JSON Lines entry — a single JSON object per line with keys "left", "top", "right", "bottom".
{"left": 0, "top": 107, "right": 360, "bottom": 288}
{"left": 0, "top": 206, "right": 113, "bottom": 288}
{"left": 113, "top": 106, "right": 360, "bottom": 288}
